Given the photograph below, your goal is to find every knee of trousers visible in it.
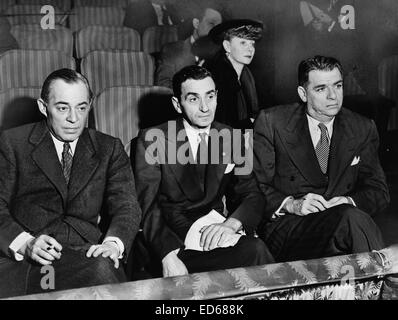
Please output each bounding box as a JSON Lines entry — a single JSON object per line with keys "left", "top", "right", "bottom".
{"left": 237, "top": 237, "right": 274, "bottom": 264}
{"left": 332, "top": 204, "right": 374, "bottom": 225}
{"left": 88, "top": 257, "right": 122, "bottom": 282}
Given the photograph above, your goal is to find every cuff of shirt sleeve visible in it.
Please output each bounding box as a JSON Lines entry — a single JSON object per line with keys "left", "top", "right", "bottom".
{"left": 272, "top": 196, "right": 293, "bottom": 219}
{"left": 9, "top": 232, "right": 34, "bottom": 261}
{"left": 103, "top": 237, "right": 124, "bottom": 259}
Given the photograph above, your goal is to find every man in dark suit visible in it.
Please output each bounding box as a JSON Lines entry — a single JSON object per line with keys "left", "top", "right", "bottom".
{"left": 155, "top": 4, "right": 222, "bottom": 88}
{"left": 253, "top": 55, "right": 390, "bottom": 262}
{"left": 123, "top": 0, "right": 181, "bottom": 35}
{"left": 135, "top": 65, "right": 273, "bottom": 277}
{"left": 0, "top": 69, "right": 141, "bottom": 298}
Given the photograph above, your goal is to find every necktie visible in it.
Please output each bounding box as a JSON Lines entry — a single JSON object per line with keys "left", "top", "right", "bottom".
{"left": 315, "top": 123, "right": 330, "bottom": 174}
{"left": 62, "top": 142, "right": 73, "bottom": 184}
{"left": 196, "top": 133, "right": 208, "bottom": 187}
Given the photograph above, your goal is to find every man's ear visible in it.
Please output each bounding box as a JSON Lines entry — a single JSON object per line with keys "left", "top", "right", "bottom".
{"left": 37, "top": 99, "right": 48, "bottom": 117}
{"left": 222, "top": 40, "right": 231, "bottom": 54}
{"left": 297, "top": 86, "right": 307, "bottom": 103}
{"left": 171, "top": 96, "right": 182, "bottom": 114}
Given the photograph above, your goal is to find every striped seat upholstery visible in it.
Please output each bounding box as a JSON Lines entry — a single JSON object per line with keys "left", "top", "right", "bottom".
{"left": 75, "top": 25, "right": 141, "bottom": 59}
{"left": 5, "top": 4, "right": 67, "bottom": 26}
{"left": 81, "top": 50, "right": 154, "bottom": 95}
{"left": 0, "top": 0, "right": 15, "bottom": 13}
{"left": 0, "top": 49, "right": 75, "bottom": 90}
{"left": 74, "top": 0, "right": 127, "bottom": 8}
{"left": 11, "top": 24, "right": 73, "bottom": 55}
{"left": 69, "top": 6, "right": 125, "bottom": 33}
{"left": 0, "top": 87, "right": 43, "bottom": 131}
{"left": 16, "top": 0, "right": 71, "bottom": 11}
{"left": 94, "top": 85, "right": 172, "bottom": 151}
{"left": 378, "top": 55, "right": 398, "bottom": 130}
{"left": 142, "top": 25, "right": 178, "bottom": 54}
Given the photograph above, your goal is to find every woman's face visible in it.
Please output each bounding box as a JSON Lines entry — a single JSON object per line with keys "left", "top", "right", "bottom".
{"left": 223, "top": 36, "right": 256, "bottom": 66}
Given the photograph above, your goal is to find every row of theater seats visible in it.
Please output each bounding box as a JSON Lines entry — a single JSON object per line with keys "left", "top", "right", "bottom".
{"left": 8, "top": 24, "right": 178, "bottom": 57}
{"left": 0, "top": 0, "right": 128, "bottom": 12}
{"left": 3, "top": 4, "right": 133, "bottom": 33}
{"left": 0, "top": 85, "right": 174, "bottom": 152}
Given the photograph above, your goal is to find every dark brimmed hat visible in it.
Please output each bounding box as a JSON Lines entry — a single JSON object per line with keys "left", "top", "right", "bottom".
{"left": 208, "top": 19, "right": 263, "bottom": 43}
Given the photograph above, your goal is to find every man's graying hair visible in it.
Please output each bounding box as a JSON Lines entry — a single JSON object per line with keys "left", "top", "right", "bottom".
{"left": 298, "top": 55, "right": 343, "bottom": 87}
{"left": 40, "top": 68, "right": 93, "bottom": 103}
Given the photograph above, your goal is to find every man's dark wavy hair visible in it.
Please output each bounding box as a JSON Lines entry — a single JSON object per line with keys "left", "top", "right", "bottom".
{"left": 172, "top": 65, "right": 214, "bottom": 101}
{"left": 298, "top": 55, "right": 343, "bottom": 87}
{"left": 40, "top": 68, "right": 93, "bottom": 103}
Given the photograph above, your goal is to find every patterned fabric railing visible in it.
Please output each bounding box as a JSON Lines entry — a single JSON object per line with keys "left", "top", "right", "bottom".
{"left": 378, "top": 55, "right": 398, "bottom": 130}
{"left": 11, "top": 24, "right": 73, "bottom": 56}
{"left": 142, "top": 25, "right": 178, "bottom": 54}
{"left": 75, "top": 25, "right": 141, "bottom": 59}
{"left": 69, "top": 6, "right": 125, "bottom": 33}
{"left": 16, "top": 0, "right": 71, "bottom": 11}
{"left": 94, "top": 85, "right": 172, "bottom": 149}
{"left": 8, "top": 245, "right": 398, "bottom": 300}
{"left": 5, "top": 4, "right": 67, "bottom": 26}
{"left": 73, "top": 0, "right": 128, "bottom": 8}
{"left": 0, "top": 86, "right": 43, "bottom": 130}
{"left": 81, "top": 50, "right": 154, "bottom": 96}
{"left": 0, "top": 49, "right": 76, "bottom": 90}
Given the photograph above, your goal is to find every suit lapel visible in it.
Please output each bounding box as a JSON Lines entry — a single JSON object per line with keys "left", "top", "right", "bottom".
{"left": 67, "top": 129, "right": 99, "bottom": 202}
{"left": 30, "top": 121, "right": 68, "bottom": 206}
{"left": 280, "top": 106, "right": 326, "bottom": 185}
{"left": 167, "top": 118, "right": 204, "bottom": 200}
{"left": 326, "top": 110, "right": 356, "bottom": 195}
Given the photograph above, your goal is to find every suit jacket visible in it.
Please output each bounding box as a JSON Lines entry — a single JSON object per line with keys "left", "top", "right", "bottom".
{"left": 123, "top": 0, "right": 180, "bottom": 34}
{"left": 204, "top": 52, "right": 260, "bottom": 129}
{"left": 134, "top": 118, "right": 265, "bottom": 260}
{"left": 0, "top": 121, "right": 141, "bottom": 258}
{"left": 253, "top": 103, "right": 390, "bottom": 222}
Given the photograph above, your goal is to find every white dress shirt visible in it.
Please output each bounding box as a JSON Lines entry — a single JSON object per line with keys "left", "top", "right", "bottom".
{"left": 9, "top": 134, "right": 124, "bottom": 260}
{"left": 183, "top": 119, "right": 210, "bottom": 162}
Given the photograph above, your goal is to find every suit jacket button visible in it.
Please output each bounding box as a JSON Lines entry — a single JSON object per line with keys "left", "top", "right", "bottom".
{"left": 290, "top": 176, "right": 295, "bottom": 181}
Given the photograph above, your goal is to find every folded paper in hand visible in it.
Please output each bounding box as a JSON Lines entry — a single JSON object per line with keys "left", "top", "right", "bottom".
{"left": 184, "top": 210, "right": 244, "bottom": 251}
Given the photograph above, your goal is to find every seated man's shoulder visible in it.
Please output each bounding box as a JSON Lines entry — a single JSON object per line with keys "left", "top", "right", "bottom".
{"left": 161, "top": 40, "right": 186, "bottom": 58}
{"left": 257, "top": 103, "right": 301, "bottom": 124}
{"left": 1, "top": 122, "right": 39, "bottom": 144}
{"left": 340, "top": 107, "right": 374, "bottom": 127}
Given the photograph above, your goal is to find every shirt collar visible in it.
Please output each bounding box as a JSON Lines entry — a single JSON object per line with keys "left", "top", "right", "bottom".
{"left": 306, "top": 113, "right": 335, "bottom": 136}
{"left": 50, "top": 133, "right": 78, "bottom": 160}
{"left": 183, "top": 118, "right": 210, "bottom": 140}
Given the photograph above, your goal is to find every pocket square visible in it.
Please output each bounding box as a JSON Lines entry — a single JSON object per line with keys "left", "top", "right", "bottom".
{"left": 224, "top": 163, "right": 235, "bottom": 174}
{"left": 351, "top": 156, "right": 360, "bottom": 166}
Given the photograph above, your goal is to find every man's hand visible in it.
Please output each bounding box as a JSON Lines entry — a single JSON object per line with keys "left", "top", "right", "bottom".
{"left": 200, "top": 222, "right": 236, "bottom": 251}
{"left": 86, "top": 242, "right": 120, "bottom": 269}
{"left": 162, "top": 250, "right": 188, "bottom": 277}
{"left": 327, "top": 196, "right": 351, "bottom": 208}
{"left": 23, "top": 235, "right": 62, "bottom": 266}
{"left": 286, "top": 193, "right": 329, "bottom": 216}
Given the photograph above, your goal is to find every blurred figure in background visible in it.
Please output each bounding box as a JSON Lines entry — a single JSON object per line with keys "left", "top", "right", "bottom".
{"left": 0, "top": 17, "right": 18, "bottom": 54}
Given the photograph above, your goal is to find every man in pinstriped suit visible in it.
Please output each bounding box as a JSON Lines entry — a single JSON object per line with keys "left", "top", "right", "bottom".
{"left": 253, "top": 55, "right": 390, "bottom": 262}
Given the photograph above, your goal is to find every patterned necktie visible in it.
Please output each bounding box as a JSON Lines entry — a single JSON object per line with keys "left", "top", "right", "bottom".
{"left": 62, "top": 142, "right": 73, "bottom": 184}
{"left": 196, "top": 132, "right": 208, "bottom": 187}
{"left": 315, "top": 123, "right": 330, "bottom": 174}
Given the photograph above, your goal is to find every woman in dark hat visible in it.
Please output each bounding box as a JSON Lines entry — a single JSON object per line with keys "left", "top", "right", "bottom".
{"left": 203, "top": 19, "right": 263, "bottom": 129}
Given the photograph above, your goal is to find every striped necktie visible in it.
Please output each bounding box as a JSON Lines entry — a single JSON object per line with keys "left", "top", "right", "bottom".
{"left": 196, "top": 132, "right": 208, "bottom": 187}
{"left": 315, "top": 123, "right": 330, "bottom": 174}
{"left": 62, "top": 142, "right": 73, "bottom": 184}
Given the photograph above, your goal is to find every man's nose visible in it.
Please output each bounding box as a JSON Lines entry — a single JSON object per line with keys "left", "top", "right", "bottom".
{"left": 327, "top": 87, "right": 337, "bottom": 99}
{"left": 67, "top": 108, "right": 77, "bottom": 122}
{"left": 199, "top": 98, "right": 209, "bottom": 112}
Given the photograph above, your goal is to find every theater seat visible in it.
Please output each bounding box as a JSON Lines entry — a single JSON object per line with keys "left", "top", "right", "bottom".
{"left": 0, "top": 0, "right": 15, "bottom": 13}
{"left": 73, "top": 0, "right": 127, "bottom": 8}
{"left": 11, "top": 24, "right": 73, "bottom": 56}
{"left": 81, "top": 50, "right": 155, "bottom": 96}
{"left": 5, "top": 4, "right": 67, "bottom": 26}
{"left": 0, "top": 87, "right": 44, "bottom": 131}
{"left": 75, "top": 25, "right": 141, "bottom": 59}
{"left": 69, "top": 6, "right": 126, "bottom": 33}
{"left": 94, "top": 85, "right": 173, "bottom": 152}
{"left": 0, "top": 49, "right": 75, "bottom": 91}
{"left": 16, "top": 0, "right": 71, "bottom": 11}
{"left": 142, "top": 25, "right": 178, "bottom": 56}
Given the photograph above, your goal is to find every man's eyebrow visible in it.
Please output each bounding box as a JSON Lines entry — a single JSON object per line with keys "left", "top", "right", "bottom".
{"left": 206, "top": 90, "right": 217, "bottom": 94}
{"left": 54, "top": 101, "right": 88, "bottom": 106}
{"left": 184, "top": 92, "right": 199, "bottom": 99}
